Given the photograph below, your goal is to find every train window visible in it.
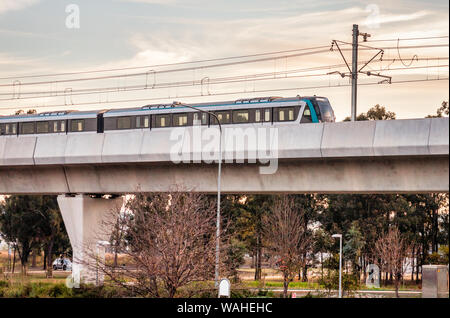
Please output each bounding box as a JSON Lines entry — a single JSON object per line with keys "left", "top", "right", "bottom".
{"left": 255, "top": 110, "right": 261, "bottom": 122}
{"left": 193, "top": 112, "right": 208, "bottom": 125}
{"left": 155, "top": 114, "right": 170, "bottom": 128}
{"left": 264, "top": 108, "right": 271, "bottom": 122}
{"left": 117, "top": 117, "right": 132, "bottom": 129}
{"left": 233, "top": 110, "right": 249, "bottom": 123}
{"left": 278, "top": 107, "right": 295, "bottom": 121}
{"left": 71, "top": 119, "right": 84, "bottom": 132}
{"left": 22, "top": 122, "right": 35, "bottom": 134}
{"left": 53, "top": 120, "right": 66, "bottom": 133}
{"left": 52, "top": 120, "right": 66, "bottom": 133}
{"left": 5, "top": 123, "right": 17, "bottom": 135}
{"left": 213, "top": 111, "right": 231, "bottom": 124}
{"left": 136, "top": 116, "right": 149, "bottom": 128}
{"left": 173, "top": 113, "right": 188, "bottom": 126}
{"left": 301, "top": 106, "right": 312, "bottom": 123}
{"left": 36, "top": 121, "right": 49, "bottom": 133}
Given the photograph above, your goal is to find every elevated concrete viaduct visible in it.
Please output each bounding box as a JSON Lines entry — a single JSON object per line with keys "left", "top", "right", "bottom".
{"left": 1, "top": 117, "right": 448, "bottom": 284}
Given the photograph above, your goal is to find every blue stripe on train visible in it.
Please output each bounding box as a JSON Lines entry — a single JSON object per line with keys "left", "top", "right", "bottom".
{"left": 301, "top": 99, "right": 319, "bottom": 123}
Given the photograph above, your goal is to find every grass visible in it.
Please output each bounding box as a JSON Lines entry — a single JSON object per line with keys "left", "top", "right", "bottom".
{"left": 244, "top": 280, "right": 321, "bottom": 290}
{"left": 0, "top": 250, "right": 424, "bottom": 298}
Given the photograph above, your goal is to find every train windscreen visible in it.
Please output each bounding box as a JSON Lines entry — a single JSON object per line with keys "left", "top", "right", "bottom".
{"left": 316, "top": 98, "right": 335, "bottom": 122}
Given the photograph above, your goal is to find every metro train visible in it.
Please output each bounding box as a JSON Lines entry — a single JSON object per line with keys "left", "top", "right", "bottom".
{"left": 0, "top": 95, "right": 335, "bottom": 136}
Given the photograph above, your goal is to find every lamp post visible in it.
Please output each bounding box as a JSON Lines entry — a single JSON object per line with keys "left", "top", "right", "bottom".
{"left": 332, "top": 234, "right": 343, "bottom": 298}
{"left": 176, "top": 102, "right": 222, "bottom": 287}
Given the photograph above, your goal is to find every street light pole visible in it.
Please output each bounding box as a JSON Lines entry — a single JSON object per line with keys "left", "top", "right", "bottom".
{"left": 332, "top": 234, "right": 343, "bottom": 298}
{"left": 176, "top": 102, "right": 222, "bottom": 287}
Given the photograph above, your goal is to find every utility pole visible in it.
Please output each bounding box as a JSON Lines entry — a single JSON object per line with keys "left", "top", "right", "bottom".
{"left": 351, "top": 24, "right": 359, "bottom": 122}
{"left": 331, "top": 25, "right": 390, "bottom": 121}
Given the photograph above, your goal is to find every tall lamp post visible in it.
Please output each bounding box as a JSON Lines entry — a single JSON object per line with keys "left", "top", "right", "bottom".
{"left": 177, "top": 102, "right": 222, "bottom": 287}
{"left": 332, "top": 234, "right": 343, "bottom": 298}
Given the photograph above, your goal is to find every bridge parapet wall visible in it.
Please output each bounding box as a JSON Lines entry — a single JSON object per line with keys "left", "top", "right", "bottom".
{"left": 0, "top": 118, "right": 448, "bottom": 167}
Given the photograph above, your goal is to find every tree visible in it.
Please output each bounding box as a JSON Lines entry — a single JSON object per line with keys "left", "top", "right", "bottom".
{"left": 223, "top": 195, "right": 272, "bottom": 281}
{"left": 0, "top": 195, "right": 70, "bottom": 276}
{"left": 14, "top": 109, "right": 37, "bottom": 115}
{"left": 37, "top": 196, "right": 71, "bottom": 277}
{"left": 92, "top": 190, "right": 219, "bottom": 298}
{"left": 0, "top": 196, "right": 44, "bottom": 275}
{"left": 426, "top": 101, "right": 449, "bottom": 118}
{"left": 263, "top": 195, "right": 311, "bottom": 298}
{"left": 344, "top": 104, "right": 396, "bottom": 121}
{"left": 373, "top": 227, "right": 411, "bottom": 298}
{"left": 343, "top": 221, "right": 365, "bottom": 281}
{"left": 312, "top": 228, "right": 333, "bottom": 280}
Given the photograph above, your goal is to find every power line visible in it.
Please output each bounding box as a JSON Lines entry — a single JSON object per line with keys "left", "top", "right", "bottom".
{"left": 0, "top": 49, "right": 331, "bottom": 88}
{"left": 1, "top": 37, "right": 447, "bottom": 81}
{"left": 1, "top": 62, "right": 447, "bottom": 102}
{"left": 0, "top": 45, "right": 331, "bottom": 81}
{"left": 1, "top": 34, "right": 447, "bottom": 81}
{"left": 1, "top": 77, "right": 446, "bottom": 112}
{"left": 366, "top": 35, "right": 449, "bottom": 43}
{"left": 1, "top": 44, "right": 447, "bottom": 88}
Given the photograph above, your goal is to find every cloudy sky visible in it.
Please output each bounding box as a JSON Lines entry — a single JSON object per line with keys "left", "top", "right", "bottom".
{"left": 0, "top": 0, "right": 448, "bottom": 120}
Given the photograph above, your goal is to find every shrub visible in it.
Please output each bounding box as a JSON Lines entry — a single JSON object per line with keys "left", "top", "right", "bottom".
{"left": 319, "top": 270, "right": 359, "bottom": 297}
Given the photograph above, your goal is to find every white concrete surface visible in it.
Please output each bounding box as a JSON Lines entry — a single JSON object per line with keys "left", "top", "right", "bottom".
{"left": 102, "top": 131, "right": 143, "bottom": 163}
{"left": 65, "top": 133, "right": 104, "bottom": 164}
{"left": 1, "top": 156, "right": 447, "bottom": 194}
{"left": 373, "top": 118, "right": 431, "bottom": 156}
{"left": 321, "top": 121, "right": 376, "bottom": 157}
{"left": 2, "top": 136, "right": 36, "bottom": 165}
{"left": 0, "top": 118, "right": 447, "bottom": 166}
{"left": 428, "top": 117, "right": 449, "bottom": 155}
{"left": 34, "top": 135, "right": 68, "bottom": 165}
{"left": 0, "top": 118, "right": 448, "bottom": 194}
{"left": 57, "top": 194, "right": 123, "bottom": 285}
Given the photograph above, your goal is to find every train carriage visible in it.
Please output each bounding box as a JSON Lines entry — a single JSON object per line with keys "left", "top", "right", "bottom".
{"left": 0, "top": 96, "right": 335, "bottom": 136}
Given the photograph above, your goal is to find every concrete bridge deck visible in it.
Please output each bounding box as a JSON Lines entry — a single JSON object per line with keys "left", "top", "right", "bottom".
{"left": 0, "top": 118, "right": 448, "bottom": 194}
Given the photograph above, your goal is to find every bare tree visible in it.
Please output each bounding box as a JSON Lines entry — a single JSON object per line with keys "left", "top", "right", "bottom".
{"left": 89, "top": 189, "right": 219, "bottom": 297}
{"left": 373, "top": 226, "right": 411, "bottom": 298}
{"left": 263, "top": 195, "right": 311, "bottom": 298}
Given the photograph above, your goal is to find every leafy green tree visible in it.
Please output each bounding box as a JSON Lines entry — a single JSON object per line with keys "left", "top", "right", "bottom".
{"left": 222, "top": 195, "right": 272, "bottom": 281}
{"left": 0, "top": 195, "right": 70, "bottom": 275}
{"left": 0, "top": 196, "right": 44, "bottom": 274}
{"left": 343, "top": 221, "right": 365, "bottom": 281}
{"left": 313, "top": 228, "right": 333, "bottom": 279}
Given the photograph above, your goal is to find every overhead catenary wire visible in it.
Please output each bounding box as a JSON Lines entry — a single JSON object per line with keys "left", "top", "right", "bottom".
{"left": 0, "top": 45, "right": 332, "bottom": 81}
{"left": 365, "top": 35, "right": 449, "bottom": 43}
{"left": 3, "top": 56, "right": 446, "bottom": 96}
{"left": 0, "top": 43, "right": 448, "bottom": 88}
{"left": 0, "top": 48, "right": 332, "bottom": 87}
{"left": 0, "top": 77, "right": 447, "bottom": 112}
{"left": 1, "top": 36, "right": 447, "bottom": 81}
{"left": 0, "top": 62, "right": 447, "bottom": 102}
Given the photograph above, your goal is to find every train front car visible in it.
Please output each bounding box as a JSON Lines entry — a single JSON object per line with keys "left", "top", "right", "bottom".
{"left": 302, "top": 96, "right": 336, "bottom": 123}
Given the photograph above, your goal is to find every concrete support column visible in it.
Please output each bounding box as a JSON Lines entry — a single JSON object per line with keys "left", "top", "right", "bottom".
{"left": 57, "top": 194, "right": 123, "bottom": 285}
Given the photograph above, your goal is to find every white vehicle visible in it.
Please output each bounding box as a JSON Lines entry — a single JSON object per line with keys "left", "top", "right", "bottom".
{"left": 52, "top": 258, "right": 72, "bottom": 271}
